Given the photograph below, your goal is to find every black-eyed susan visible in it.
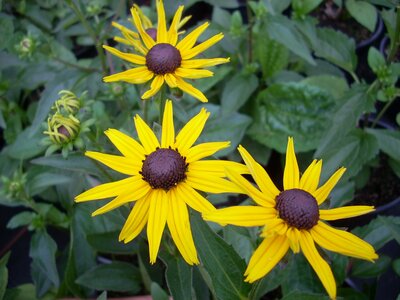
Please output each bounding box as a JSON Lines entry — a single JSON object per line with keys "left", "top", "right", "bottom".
{"left": 203, "top": 137, "right": 378, "bottom": 299}
{"left": 103, "top": 0, "right": 229, "bottom": 103}
{"left": 75, "top": 100, "right": 247, "bottom": 265}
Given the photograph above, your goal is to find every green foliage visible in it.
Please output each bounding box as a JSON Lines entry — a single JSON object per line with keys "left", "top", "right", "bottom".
{"left": 0, "top": 252, "right": 10, "bottom": 300}
{"left": 345, "top": 0, "right": 378, "bottom": 31}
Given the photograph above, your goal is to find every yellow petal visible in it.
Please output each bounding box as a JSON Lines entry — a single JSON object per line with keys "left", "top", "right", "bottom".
{"left": 283, "top": 137, "right": 300, "bottom": 190}
{"left": 134, "top": 114, "right": 160, "bottom": 154}
{"left": 111, "top": 21, "right": 139, "bottom": 39}
{"left": 104, "top": 128, "right": 145, "bottom": 160}
{"left": 286, "top": 227, "right": 301, "bottom": 253}
{"left": 103, "top": 45, "right": 146, "bottom": 65}
{"left": 164, "top": 73, "right": 178, "bottom": 88}
{"left": 175, "top": 77, "right": 208, "bottom": 102}
{"left": 175, "top": 183, "right": 215, "bottom": 213}
{"left": 245, "top": 234, "right": 289, "bottom": 283}
{"left": 120, "top": 196, "right": 151, "bottom": 242}
{"left": 299, "top": 159, "right": 322, "bottom": 194}
{"left": 260, "top": 218, "right": 288, "bottom": 237}
{"left": 85, "top": 151, "right": 141, "bottom": 175}
{"left": 299, "top": 231, "right": 336, "bottom": 299}
{"left": 237, "top": 145, "right": 280, "bottom": 201}
{"left": 178, "top": 15, "right": 191, "bottom": 29}
{"left": 103, "top": 66, "right": 153, "bottom": 83}
{"left": 185, "top": 141, "right": 230, "bottom": 163}
{"left": 188, "top": 160, "right": 249, "bottom": 177}
{"left": 313, "top": 167, "right": 346, "bottom": 205}
{"left": 181, "top": 33, "right": 224, "bottom": 60}
{"left": 134, "top": 4, "right": 153, "bottom": 29}
{"left": 161, "top": 100, "right": 175, "bottom": 148}
{"left": 131, "top": 6, "right": 155, "bottom": 49}
{"left": 186, "top": 172, "right": 244, "bottom": 194}
{"left": 75, "top": 176, "right": 139, "bottom": 202}
{"left": 147, "top": 189, "right": 169, "bottom": 264}
{"left": 203, "top": 206, "right": 276, "bottom": 227}
{"left": 168, "top": 5, "right": 184, "bottom": 45}
{"left": 142, "top": 75, "right": 165, "bottom": 99}
{"left": 156, "top": 0, "right": 168, "bottom": 43}
{"left": 225, "top": 167, "right": 275, "bottom": 207}
{"left": 176, "top": 22, "right": 209, "bottom": 52}
{"left": 319, "top": 206, "right": 375, "bottom": 221}
{"left": 175, "top": 108, "right": 209, "bottom": 153}
{"left": 175, "top": 68, "right": 213, "bottom": 79}
{"left": 181, "top": 58, "right": 230, "bottom": 69}
{"left": 167, "top": 189, "right": 199, "bottom": 264}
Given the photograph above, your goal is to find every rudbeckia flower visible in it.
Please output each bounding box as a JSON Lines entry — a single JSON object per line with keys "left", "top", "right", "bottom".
{"left": 203, "top": 137, "right": 378, "bottom": 299}
{"left": 103, "top": 0, "right": 229, "bottom": 103}
{"left": 75, "top": 100, "right": 247, "bottom": 264}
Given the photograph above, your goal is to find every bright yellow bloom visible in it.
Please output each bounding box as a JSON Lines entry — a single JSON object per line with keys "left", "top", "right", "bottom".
{"left": 203, "top": 137, "right": 378, "bottom": 299}
{"left": 75, "top": 100, "right": 247, "bottom": 265}
{"left": 103, "top": 0, "right": 229, "bottom": 102}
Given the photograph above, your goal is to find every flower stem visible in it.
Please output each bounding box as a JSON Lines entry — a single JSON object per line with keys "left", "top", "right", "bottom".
{"left": 158, "top": 86, "right": 167, "bottom": 125}
{"left": 371, "top": 98, "right": 395, "bottom": 128}
{"left": 388, "top": 6, "right": 400, "bottom": 63}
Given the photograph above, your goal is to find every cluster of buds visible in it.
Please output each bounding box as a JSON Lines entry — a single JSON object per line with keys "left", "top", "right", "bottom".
{"left": 15, "top": 35, "right": 37, "bottom": 59}
{"left": 0, "top": 170, "right": 27, "bottom": 202}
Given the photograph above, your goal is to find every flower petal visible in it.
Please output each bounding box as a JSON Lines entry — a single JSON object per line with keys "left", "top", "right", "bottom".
{"left": 203, "top": 206, "right": 276, "bottom": 227}
{"left": 244, "top": 234, "right": 289, "bottom": 283}
{"left": 142, "top": 75, "right": 165, "bottom": 99}
{"left": 283, "top": 137, "right": 300, "bottom": 190}
{"left": 175, "top": 77, "right": 208, "bottom": 102}
{"left": 299, "top": 159, "right": 322, "bottom": 194}
{"left": 167, "top": 189, "right": 199, "bottom": 264}
{"left": 164, "top": 73, "right": 178, "bottom": 88}
{"left": 185, "top": 142, "right": 230, "bottom": 163}
{"left": 147, "top": 189, "right": 169, "bottom": 264}
{"left": 161, "top": 100, "right": 175, "bottom": 148}
{"left": 120, "top": 196, "right": 150, "bottom": 242}
{"left": 168, "top": 5, "right": 184, "bottom": 45}
{"left": 175, "top": 108, "right": 209, "bottom": 153}
{"left": 299, "top": 231, "right": 336, "bottom": 300}
{"left": 181, "top": 33, "right": 224, "bottom": 60}
{"left": 175, "top": 183, "right": 215, "bottom": 213}
{"left": 175, "top": 68, "right": 213, "bottom": 79}
{"left": 186, "top": 172, "right": 244, "bottom": 194}
{"left": 131, "top": 6, "right": 155, "bottom": 49}
{"left": 188, "top": 160, "right": 249, "bottom": 177}
{"left": 85, "top": 151, "right": 141, "bottom": 175}
{"left": 156, "top": 0, "right": 168, "bottom": 43}
{"left": 134, "top": 114, "right": 160, "bottom": 154}
{"left": 319, "top": 206, "right": 375, "bottom": 221}
{"left": 286, "top": 227, "right": 301, "bottom": 253}
{"left": 112, "top": 21, "right": 139, "bottom": 39}
{"left": 181, "top": 58, "right": 230, "bottom": 69}
{"left": 311, "top": 221, "right": 378, "bottom": 261}
{"left": 103, "top": 45, "right": 146, "bottom": 65}
{"left": 104, "top": 128, "right": 145, "bottom": 160}
{"left": 176, "top": 22, "right": 209, "bottom": 52}
{"left": 103, "top": 66, "right": 153, "bottom": 83}
{"left": 313, "top": 167, "right": 346, "bottom": 205}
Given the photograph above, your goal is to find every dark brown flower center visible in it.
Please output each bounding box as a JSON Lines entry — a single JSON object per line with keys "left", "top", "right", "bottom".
{"left": 140, "top": 148, "right": 187, "bottom": 190}
{"left": 58, "top": 125, "right": 70, "bottom": 137}
{"left": 146, "top": 43, "right": 182, "bottom": 75}
{"left": 145, "top": 28, "right": 157, "bottom": 41}
{"left": 275, "top": 189, "right": 319, "bottom": 230}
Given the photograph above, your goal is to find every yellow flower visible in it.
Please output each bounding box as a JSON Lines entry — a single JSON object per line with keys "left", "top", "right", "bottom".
{"left": 203, "top": 137, "right": 378, "bottom": 299}
{"left": 75, "top": 100, "right": 247, "bottom": 265}
{"left": 103, "top": 0, "right": 229, "bottom": 103}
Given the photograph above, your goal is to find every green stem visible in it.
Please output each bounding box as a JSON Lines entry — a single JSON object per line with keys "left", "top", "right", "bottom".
{"left": 158, "top": 86, "right": 167, "bottom": 125}
{"left": 350, "top": 72, "right": 360, "bottom": 84}
{"left": 388, "top": 6, "right": 400, "bottom": 63}
{"left": 143, "top": 99, "right": 149, "bottom": 125}
{"left": 371, "top": 98, "right": 395, "bottom": 128}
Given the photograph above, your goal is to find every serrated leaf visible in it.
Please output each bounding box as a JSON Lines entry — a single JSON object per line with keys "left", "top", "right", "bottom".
{"left": 86, "top": 231, "right": 138, "bottom": 254}
{"left": 367, "top": 47, "right": 386, "bottom": 72}
{"left": 346, "top": 0, "right": 378, "bottom": 32}
{"left": 76, "top": 262, "right": 141, "bottom": 292}
{"left": 366, "top": 129, "right": 400, "bottom": 161}
{"left": 191, "top": 213, "right": 251, "bottom": 300}
{"left": 7, "top": 211, "right": 36, "bottom": 229}
{"left": 249, "top": 82, "right": 336, "bottom": 152}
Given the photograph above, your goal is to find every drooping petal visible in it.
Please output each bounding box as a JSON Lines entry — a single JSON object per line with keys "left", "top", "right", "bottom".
{"left": 185, "top": 142, "right": 230, "bottom": 163}
{"left": 181, "top": 58, "right": 230, "bottom": 69}
{"left": 119, "top": 196, "right": 151, "bottom": 242}
{"left": 175, "top": 77, "right": 208, "bottom": 103}
{"left": 131, "top": 6, "right": 155, "bottom": 49}
{"left": 104, "top": 129, "right": 145, "bottom": 160}
{"left": 260, "top": 219, "right": 288, "bottom": 237}
{"left": 313, "top": 167, "right": 346, "bottom": 205}
{"left": 156, "top": 0, "right": 168, "bottom": 43}
{"left": 168, "top": 5, "right": 184, "bottom": 45}
{"left": 147, "top": 189, "right": 169, "bottom": 264}
{"left": 319, "top": 206, "right": 375, "bottom": 221}
{"left": 286, "top": 227, "right": 301, "bottom": 253}
{"left": 142, "top": 75, "right": 165, "bottom": 99}
{"left": 175, "top": 183, "right": 215, "bottom": 213}
{"left": 283, "top": 137, "right": 300, "bottom": 190}
{"left": 175, "top": 108, "right": 209, "bottom": 153}
{"left": 244, "top": 234, "right": 289, "bottom": 283}
{"left": 167, "top": 189, "right": 199, "bottom": 265}
{"left": 299, "top": 159, "right": 322, "bottom": 194}
{"left": 311, "top": 221, "right": 378, "bottom": 261}
{"left": 134, "top": 114, "right": 160, "bottom": 154}
{"left": 188, "top": 160, "right": 249, "bottom": 177}
{"left": 103, "top": 67, "right": 153, "bottom": 83}
{"left": 181, "top": 33, "right": 224, "bottom": 60}
{"left": 75, "top": 176, "right": 139, "bottom": 202}
{"left": 203, "top": 206, "right": 276, "bottom": 227}
{"left": 85, "top": 151, "right": 141, "bottom": 175}
{"left": 225, "top": 167, "right": 275, "bottom": 207}
{"left": 164, "top": 73, "right": 177, "bottom": 88}
{"left": 299, "top": 231, "right": 336, "bottom": 300}
{"left": 134, "top": 4, "right": 152, "bottom": 29}
{"left": 103, "top": 45, "right": 146, "bottom": 65}
{"left": 112, "top": 21, "right": 139, "bottom": 39}
{"left": 176, "top": 22, "right": 209, "bottom": 52}
{"left": 161, "top": 100, "right": 175, "bottom": 148}
{"left": 237, "top": 145, "right": 280, "bottom": 201}
{"left": 186, "top": 172, "right": 244, "bottom": 194}
{"left": 175, "top": 68, "right": 213, "bottom": 79}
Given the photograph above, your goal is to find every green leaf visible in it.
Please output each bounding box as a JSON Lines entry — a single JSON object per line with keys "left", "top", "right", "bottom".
{"left": 86, "top": 231, "right": 138, "bottom": 254}
{"left": 160, "top": 252, "right": 192, "bottom": 300}
{"left": 393, "top": 258, "right": 400, "bottom": 276}
{"left": 195, "top": 66, "right": 232, "bottom": 94}
{"left": 5, "top": 127, "right": 46, "bottom": 160}
{"left": 345, "top": 0, "right": 378, "bottom": 32}
{"left": 367, "top": 47, "right": 386, "bottom": 72}
{"left": 3, "top": 284, "right": 40, "bottom": 300}
{"left": 282, "top": 291, "right": 329, "bottom": 300}
{"left": 377, "top": 215, "right": 400, "bottom": 245}
{"left": 223, "top": 226, "right": 255, "bottom": 263}
{"left": 151, "top": 282, "right": 170, "bottom": 300}
{"left": 76, "top": 262, "right": 141, "bottom": 292}
{"left": 312, "top": 28, "right": 357, "bottom": 72}
{"left": 0, "top": 252, "right": 11, "bottom": 300}
{"left": 301, "top": 75, "right": 349, "bottom": 100}
{"left": 366, "top": 129, "right": 400, "bottom": 161}
{"left": 248, "top": 265, "right": 285, "bottom": 300}
{"left": 221, "top": 73, "right": 258, "bottom": 115}
{"left": 191, "top": 213, "right": 251, "bottom": 300}
{"left": 266, "top": 15, "right": 315, "bottom": 65}
{"left": 26, "top": 172, "right": 72, "bottom": 196}
{"left": 0, "top": 14, "right": 13, "bottom": 51}
{"left": 256, "top": 33, "right": 289, "bottom": 79}
{"left": 351, "top": 255, "right": 391, "bottom": 278}
{"left": 97, "top": 291, "right": 107, "bottom": 300}
{"left": 7, "top": 211, "right": 36, "bottom": 229}
{"left": 292, "top": 0, "right": 324, "bottom": 16}
{"left": 0, "top": 109, "right": 5, "bottom": 129}
{"left": 249, "top": 82, "right": 336, "bottom": 152}
{"left": 381, "top": 9, "right": 396, "bottom": 44}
